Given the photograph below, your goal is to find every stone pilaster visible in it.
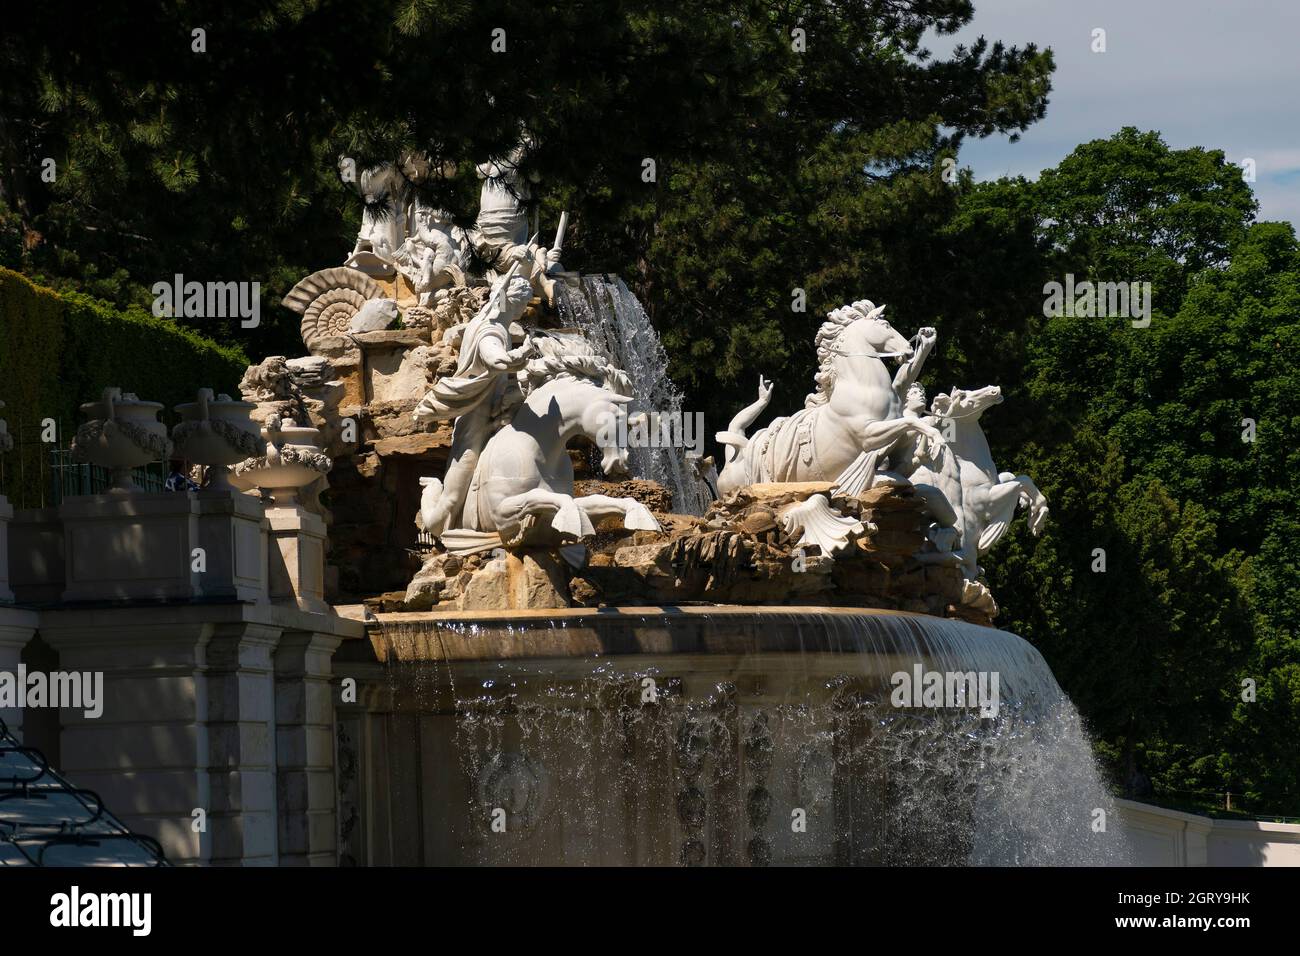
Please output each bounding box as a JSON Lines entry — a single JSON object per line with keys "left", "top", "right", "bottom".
{"left": 274, "top": 629, "right": 342, "bottom": 865}
{"left": 37, "top": 613, "right": 215, "bottom": 863}
{"left": 0, "top": 607, "right": 39, "bottom": 741}
{"left": 204, "top": 621, "right": 283, "bottom": 866}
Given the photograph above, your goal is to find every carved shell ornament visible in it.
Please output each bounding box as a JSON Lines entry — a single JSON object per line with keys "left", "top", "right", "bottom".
{"left": 282, "top": 267, "right": 384, "bottom": 352}
{"left": 779, "top": 493, "right": 864, "bottom": 556}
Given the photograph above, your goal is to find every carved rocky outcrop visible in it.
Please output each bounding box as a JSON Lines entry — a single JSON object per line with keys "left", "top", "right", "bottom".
{"left": 569, "top": 482, "right": 963, "bottom": 613}
{"left": 405, "top": 548, "right": 569, "bottom": 611}
{"left": 398, "top": 480, "right": 987, "bottom": 625}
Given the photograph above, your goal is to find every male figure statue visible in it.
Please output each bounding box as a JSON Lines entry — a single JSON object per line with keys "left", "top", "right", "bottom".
{"left": 468, "top": 139, "right": 562, "bottom": 296}
{"left": 830, "top": 322, "right": 940, "bottom": 496}
{"left": 413, "top": 265, "right": 536, "bottom": 535}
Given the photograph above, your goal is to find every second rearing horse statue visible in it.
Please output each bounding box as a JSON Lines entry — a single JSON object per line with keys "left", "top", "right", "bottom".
{"left": 715, "top": 300, "right": 946, "bottom": 496}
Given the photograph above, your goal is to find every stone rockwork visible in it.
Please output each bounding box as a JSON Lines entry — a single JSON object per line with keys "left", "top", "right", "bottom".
{"left": 243, "top": 265, "right": 557, "bottom": 601}
{"left": 572, "top": 481, "right": 983, "bottom": 624}
{"left": 404, "top": 548, "right": 571, "bottom": 612}
{"left": 398, "top": 479, "right": 990, "bottom": 626}
{"left": 237, "top": 335, "right": 446, "bottom": 599}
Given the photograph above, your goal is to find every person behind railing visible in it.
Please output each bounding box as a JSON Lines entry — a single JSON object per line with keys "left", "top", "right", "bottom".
{"left": 163, "top": 458, "right": 199, "bottom": 492}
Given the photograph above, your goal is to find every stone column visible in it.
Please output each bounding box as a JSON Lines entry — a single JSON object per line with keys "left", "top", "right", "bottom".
{"left": 204, "top": 621, "right": 282, "bottom": 866}
{"left": 0, "top": 607, "right": 39, "bottom": 741}
{"left": 274, "top": 629, "right": 342, "bottom": 866}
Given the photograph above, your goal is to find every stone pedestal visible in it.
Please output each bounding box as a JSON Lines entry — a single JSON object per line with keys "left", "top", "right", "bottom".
{"left": 60, "top": 493, "right": 202, "bottom": 602}
{"left": 0, "top": 606, "right": 39, "bottom": 741}
{"left": 0, "top": 495, "right": 13, "bottom": 603}
{"left": 266, "top": 505, "right": 328, "bottom": 614}
{"left": 196, "top": 489, "right": 268, "bottom": 602}
{"left": 9, "top": 507, "right": 63, "bottom": 604}
{"left": 58, "top": 492, "right": 273, "bottom": 605}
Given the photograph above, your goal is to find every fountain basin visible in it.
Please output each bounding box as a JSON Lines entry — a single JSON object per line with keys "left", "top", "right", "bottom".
{"left": 333, "top": 605, "right": 1129, "bottom": 867}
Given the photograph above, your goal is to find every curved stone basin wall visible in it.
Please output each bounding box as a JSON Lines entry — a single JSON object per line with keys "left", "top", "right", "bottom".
{"left": 333, "top": 607, "right": 1130, "bottom": 867}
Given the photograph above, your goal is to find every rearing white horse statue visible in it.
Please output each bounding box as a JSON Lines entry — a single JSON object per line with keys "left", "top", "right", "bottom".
{"left": 418, "top": 343, "right": 661, "bottom": 553}
{"left": 907, "top": 385, "right": 1049, "bottom": 579}
{"left": 716, "top": 300, "right": 946, "bottom": 496}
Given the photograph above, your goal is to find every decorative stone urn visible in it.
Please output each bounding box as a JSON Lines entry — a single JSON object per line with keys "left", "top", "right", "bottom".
{"left": 172, "top": 389, "right": 263, "bottom": 491}
{"left": 232, "top": 417, "right": 332, "bottom": 504}
{"left": 71, "top": 388, "right": 172, "bottom": 492}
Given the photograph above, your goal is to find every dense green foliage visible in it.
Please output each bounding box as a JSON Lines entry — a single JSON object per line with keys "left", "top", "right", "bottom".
{"left": 0, "top": 0, "right": 1050, "bottom": 362}
{"left": 968, "top": 131, "right": 1299, "bottom": 812}
{"left": 0, "top": 267, "right": 247, "bottom": 505}
{"left": 0, "top": 3, "right": 1295, "bottom": 813}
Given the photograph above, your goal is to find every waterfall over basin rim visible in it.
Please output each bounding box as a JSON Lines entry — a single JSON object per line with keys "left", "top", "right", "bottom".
{"left": 364, "top": 606, "right": 1052, "bottom": 698}
{"left": 335, "top": 605, "right": 1130, "bottom": 866}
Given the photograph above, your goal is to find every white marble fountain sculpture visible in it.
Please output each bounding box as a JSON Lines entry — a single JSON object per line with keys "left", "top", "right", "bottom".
{"left": 715, "top": 298, "right": 1048, "bottom": 601}
{"left": 411, "top": 267, "right": 659, "bottom": 556}
{"left": 342, "top": 144, "right": 564, "bottom": 284}
{"left": 465, "top": 135, "right": 567, "bottom": 301}
{"left": 288, "top": 145, "right": 569, "bottom": 358}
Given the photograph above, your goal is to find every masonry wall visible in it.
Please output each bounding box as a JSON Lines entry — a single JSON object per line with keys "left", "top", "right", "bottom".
{"left": 1116, "top": 798, "right": 1300, "bottom": 866}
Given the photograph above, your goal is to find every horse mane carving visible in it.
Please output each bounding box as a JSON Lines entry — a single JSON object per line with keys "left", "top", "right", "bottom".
{"left": 804, "top": 300, "right": 887, "bottom": 408}
{"left": 522, "top": 334, "right": 632, "bottom": 396}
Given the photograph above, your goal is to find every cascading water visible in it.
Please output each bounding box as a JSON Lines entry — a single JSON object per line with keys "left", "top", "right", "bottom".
{"left": 556, "top": 275, "right": 710, "bottom": 515}
{"left": 359, "top": 610, "right": 1131, "bottom": 866}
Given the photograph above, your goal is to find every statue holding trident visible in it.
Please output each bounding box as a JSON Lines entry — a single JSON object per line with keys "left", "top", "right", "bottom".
{"left": 467, "top": 137, "right": 568, "bottom": 301}
{"left": 413, "top": 262, "right": 537, "bottom": 536}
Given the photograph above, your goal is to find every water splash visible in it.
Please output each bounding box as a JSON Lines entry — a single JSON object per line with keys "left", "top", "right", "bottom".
{"left": 556, "top": 275, "right": 709, "bottom": 514}
{"left": 370, "top": 611, "right": 1130, "bottom": 866}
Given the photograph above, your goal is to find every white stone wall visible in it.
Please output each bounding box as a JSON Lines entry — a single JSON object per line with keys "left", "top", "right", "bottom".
{"left": 1116, "top": 798, "right": 1300, "bottom": 866}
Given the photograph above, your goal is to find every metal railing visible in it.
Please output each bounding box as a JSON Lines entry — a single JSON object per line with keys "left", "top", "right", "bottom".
{"left": 0, "top": 716, "right": 167, "bottom": 867}
{"left": 0, "top": 419, "right": 166, "bottom": 508}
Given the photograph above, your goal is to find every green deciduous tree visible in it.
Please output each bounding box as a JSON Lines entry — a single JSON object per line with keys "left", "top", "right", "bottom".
{"left": 979, "top": 133, "right": 1298, "bottom": 811}
{"left": 0, "top": 0, "right": 1053, "bottom": 382}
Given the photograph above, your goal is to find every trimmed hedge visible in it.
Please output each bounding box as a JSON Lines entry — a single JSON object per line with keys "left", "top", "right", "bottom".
{"left": 0, "top": 267, "right": 248, "bottom": 503}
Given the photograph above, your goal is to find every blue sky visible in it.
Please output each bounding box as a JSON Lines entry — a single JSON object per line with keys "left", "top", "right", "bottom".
{"left": 938, "top": 0, "right": 1300, "bottom": 227}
